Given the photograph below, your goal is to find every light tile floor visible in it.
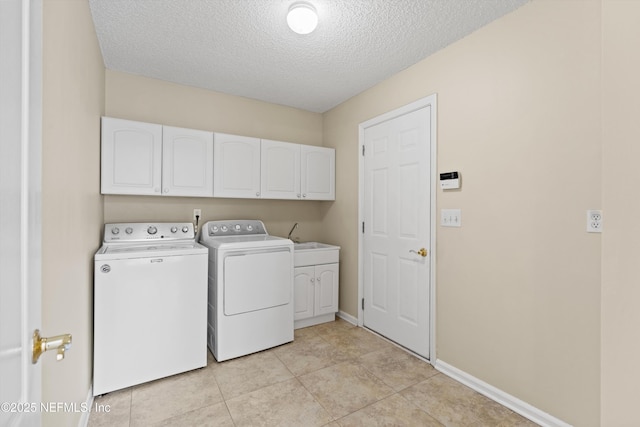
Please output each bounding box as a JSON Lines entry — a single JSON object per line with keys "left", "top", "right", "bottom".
{"left": 88, "top": 319, "right": 538, "bottom": 426}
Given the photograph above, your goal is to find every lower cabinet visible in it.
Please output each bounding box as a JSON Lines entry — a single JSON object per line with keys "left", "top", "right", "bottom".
{"left": 294, "top": 263, "right": 339, "bottom": 329}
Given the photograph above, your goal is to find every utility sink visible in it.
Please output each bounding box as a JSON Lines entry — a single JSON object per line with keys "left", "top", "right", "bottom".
{"left": 294, "top": 242, "right": 340, "bottom": 267}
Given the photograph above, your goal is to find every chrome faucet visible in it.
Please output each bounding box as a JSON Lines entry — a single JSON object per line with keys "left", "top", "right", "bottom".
{"left": 287, "top": 222, "right": 299, "bottom": 241}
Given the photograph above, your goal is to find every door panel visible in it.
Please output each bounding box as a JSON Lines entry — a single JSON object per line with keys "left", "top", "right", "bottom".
{"left": 371, "top": 253, "right": 388, "bottom": 311}
{"left": 224, "top": 250, "right": 292, "bottom": 315}
{"left": 101, "top": 117, "right": 162, "bottom": 195}
{"left": 213, "top": 133, "right": 261, "bottom": 198}
{"left": 114, "top": 131, "right": 155, "bottom": 183}
{"left": 399, "top": 163, "right": 419, "bottom": 237}
{"left": 315, "top": 263, "right": 338, "bottom": 315}
{"left": 372, "top": 169, "right": 388, "bottom": 234}
{"left": 398, "top": 258, "right": 419, "bottom": 325}
{"left": 301, "top": 145, "right": 335, "bottom": 200}
{"left": 363, "top": 106, "right": 431, "bottom": 358}
{"left": 0, "top": 0, "right": 42, "bottom": 424}
{"left": 162, "top": 126, "right": 213, "bottom": 197}
{"left": 260, "top": 139, "right": 300, "bottom": 199}
{"left": 294, "top": 267, "right": 314, "bottom": 320}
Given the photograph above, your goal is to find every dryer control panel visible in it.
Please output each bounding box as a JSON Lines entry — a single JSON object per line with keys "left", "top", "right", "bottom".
{"left": 103, "top": 222, "right": 195, "bottom": 243}
{"left": 205, "top": 220, "right": 267, "bottom": 237}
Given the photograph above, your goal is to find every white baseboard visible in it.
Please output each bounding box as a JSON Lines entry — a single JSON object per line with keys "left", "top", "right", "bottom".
{"left": 434, "top": 360, "right": 572, "bottom": 427}
{"left": 77, "top": 385, "right": 94, "bottom": 427}
{"left": 336, "top": 310, "right": 358, "bottom": 326}
{"left": 295, "top": 313, "right": 335, "bottom": 329}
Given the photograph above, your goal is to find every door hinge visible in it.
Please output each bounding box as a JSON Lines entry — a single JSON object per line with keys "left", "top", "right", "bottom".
{"left": 362, "top": 145, "right": 365, "bottom": 156}
{"left": 362, "top": 298, "right": 365, "bottom": 310}
{"left": 362, "top": 221, "right": 365, "bottom": 233}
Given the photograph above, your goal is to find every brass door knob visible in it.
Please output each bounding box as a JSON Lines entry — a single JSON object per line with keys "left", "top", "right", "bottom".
{"left": 410, "top": 248, "right": 428, "bottom": 257}
{"left": 32, "top": 329, "right": 72, "bottom": 364}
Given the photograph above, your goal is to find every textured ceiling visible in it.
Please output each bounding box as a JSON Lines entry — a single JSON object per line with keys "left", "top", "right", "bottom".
{"left": 89, "top": 0, "right": 528, "bottom": 113}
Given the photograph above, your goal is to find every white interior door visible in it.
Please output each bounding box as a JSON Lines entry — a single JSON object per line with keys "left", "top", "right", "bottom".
{"left": 362, "top": 103, "right": 433, "bottom": 359}
{"left": 0, "top": 0, "right": 42, "bottom": 425}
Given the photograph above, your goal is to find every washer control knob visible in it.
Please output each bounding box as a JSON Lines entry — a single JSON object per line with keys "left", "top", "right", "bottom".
{"left": 221, "top": 225, "right": 228, "bottom": 232}
{"left": 111, "top": 227, "right": 120, "bottom": 235}
{"left": 182, "top": 226, "right": 189, "bottom": 233}
{"left": 234, "top": 224, "right": 241, "bottom": 232}
{"left": 147, "top": 226, "right": 157, "bottom": 235}
{"left": 211, "top": 225, "right": 219, "bottom": 233}
{"left": 170, "top": 227, "right": 178, "bottom": 233}
{"left": 125, "top": 227, "right": 133, "bottom": 234}
{"left": 246, "top": 224, "right": 253, "bottom": 231}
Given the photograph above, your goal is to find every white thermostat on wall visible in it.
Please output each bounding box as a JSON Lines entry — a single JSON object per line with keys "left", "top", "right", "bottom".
{"left": 439, "top": 171, "right": 460, "bottom": 190}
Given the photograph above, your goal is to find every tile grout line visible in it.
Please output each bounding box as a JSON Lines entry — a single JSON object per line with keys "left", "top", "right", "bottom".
{"left": 273, "top": 340, "right": 343, "bottom": 423}
{"left": 208, "top": 362, "right": 238, "bottom": 426}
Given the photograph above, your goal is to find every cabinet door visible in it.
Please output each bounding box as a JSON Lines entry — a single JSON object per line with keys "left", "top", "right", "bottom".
{"left": 301, "top": 145, "right": 335, "bottom": 200}
{"left": 315, "top": 263, "right": 339, "bottom": 316}
{"left": 260, "top": 140, "right": 300, "bottom": 200}
{"left": 213, "top": 133, "right": 261, "bottom": 198}
{"left": 101, "top": 117, "right": 162, "bottom": 195}
{"left": 294, "top": 267, "right": 315, "bottom": 320}
{"left": 162, "top": 126, "right": 213, "bottom": 197}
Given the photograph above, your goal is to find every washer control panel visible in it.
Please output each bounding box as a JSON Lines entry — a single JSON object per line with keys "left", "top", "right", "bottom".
{"left": 103, "top": 222, "right": 194, "bottom": 243}
{"left": 206, "top": 220, "right": 266, "bottom": 236}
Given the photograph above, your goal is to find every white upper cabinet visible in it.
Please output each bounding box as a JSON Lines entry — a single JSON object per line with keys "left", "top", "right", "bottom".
{"left": 213, "top": 133, "right": 261, "bottom": 198}
{"left": 261, "top": 141, "right": 335, "bottom": 201}
{"left": 101, "top": 117, "right": 163, "bottom": 195}
{"left": 101, "top": 118, "right": 335, "bottom": 200}
{"left": 162, "top": 126, "right": 214, "bottom": 197}
{"left": 101, "top": 117, "right": 213, "bottom": 197}
{"left": 261, "top": 139, "right": 301, "bottom": 200}
{"left": 301, "top": 145, "right": 335, "bottom": 200}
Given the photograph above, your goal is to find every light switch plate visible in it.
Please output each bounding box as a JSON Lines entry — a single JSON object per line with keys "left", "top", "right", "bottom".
{"left": 441, "top": 209, "right": 461, "bottom": 227}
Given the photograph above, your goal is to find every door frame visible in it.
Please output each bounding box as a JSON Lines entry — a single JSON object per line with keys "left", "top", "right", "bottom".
{"left": 0, "top": 0, "right": 43, "bottom": 425}
{"left": 357, "top": 94, "right": 437, "bottom": 361}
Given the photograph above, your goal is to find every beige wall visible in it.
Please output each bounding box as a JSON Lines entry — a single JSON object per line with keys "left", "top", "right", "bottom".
{"left": 323, "top": 1, "right": 601, "bottom": 425}
{"left": 103, "top": 71, "right": 329, "bottom": 241}
{"left": 42, "top": 0, "right": 105, "bottom": 425}
{"left": 601, "top": 1, "right": 640, "bottom": 425}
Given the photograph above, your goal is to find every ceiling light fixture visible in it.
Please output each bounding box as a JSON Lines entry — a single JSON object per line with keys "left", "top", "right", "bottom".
{"left": 287, "top": 2, "right": 318, "bottom": 35}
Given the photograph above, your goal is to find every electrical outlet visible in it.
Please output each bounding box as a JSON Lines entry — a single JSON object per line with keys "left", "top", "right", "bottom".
{"left": 441, "top": 209, "right": 461, "bottom": 227}
{"left": 586, "top": 209, "right": 602, "bottom": 233}
{"left": 193, "top": 209, "right": 201, "bottom": 221}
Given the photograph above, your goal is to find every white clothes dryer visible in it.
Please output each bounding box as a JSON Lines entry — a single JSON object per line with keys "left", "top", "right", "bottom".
{"left": 199, "top": 220, "right": 294, "bottom": 362}
{"left": 93, "top": 222, "right": 208, "bottom": 396}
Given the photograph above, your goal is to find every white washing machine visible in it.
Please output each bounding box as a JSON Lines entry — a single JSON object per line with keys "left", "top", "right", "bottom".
{"left": 93, "top": 222, "right": 208, "bottom": 396}
{"left": 199, "top": 220, "right": 294, "bottom": 362}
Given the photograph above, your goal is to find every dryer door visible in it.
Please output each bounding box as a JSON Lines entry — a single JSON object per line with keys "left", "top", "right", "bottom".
{"left": 223, "top": 248, "right": 292, "bottom": 315}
